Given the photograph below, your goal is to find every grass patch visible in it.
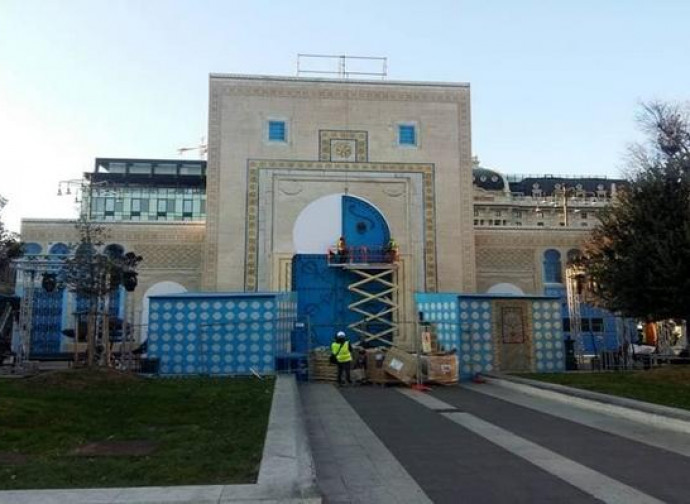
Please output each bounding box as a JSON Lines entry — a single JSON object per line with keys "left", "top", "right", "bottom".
{"left": 518, "top": 367, "right": 690, "bottom": 411}
{"left": 0, "top": 369, "right": 274, "bottom": 490}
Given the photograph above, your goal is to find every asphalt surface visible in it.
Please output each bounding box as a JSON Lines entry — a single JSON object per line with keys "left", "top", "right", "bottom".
{"left": 334, "top": 384, "right": 690, "bottom": 504}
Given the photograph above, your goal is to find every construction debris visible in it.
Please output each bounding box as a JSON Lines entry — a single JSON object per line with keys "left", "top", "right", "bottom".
{"left": 309, "top": 344, "right": 459, "bottom": 386}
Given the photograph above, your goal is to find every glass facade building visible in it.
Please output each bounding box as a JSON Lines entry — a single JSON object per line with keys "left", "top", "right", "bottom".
{"left": 85, "top": 159, "right": 206, "bottom": 222}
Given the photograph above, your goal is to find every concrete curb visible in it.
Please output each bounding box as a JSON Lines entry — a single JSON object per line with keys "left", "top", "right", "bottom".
{"left": 0, "top": 375, "right": 321, "bottom": 504}
{"left": 482, "top": 373, "right": 690, "bottom": 435}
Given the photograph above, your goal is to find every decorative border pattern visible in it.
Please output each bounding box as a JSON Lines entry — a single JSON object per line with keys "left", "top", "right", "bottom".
{"left": 319, "top": 130, "right": 368, "bottom": 162}
{"left": 214, "top": 80, "right": 467, "bottom": 105}
{"left": 244, "top": 159, "right": 437, "bottom": 293}
{"left": 492, "top": 299, "right": 533, "bottom": 372}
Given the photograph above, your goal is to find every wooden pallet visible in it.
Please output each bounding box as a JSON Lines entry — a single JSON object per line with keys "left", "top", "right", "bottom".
{"left": 310, "top": 350, "right": 338, "bottom": 382}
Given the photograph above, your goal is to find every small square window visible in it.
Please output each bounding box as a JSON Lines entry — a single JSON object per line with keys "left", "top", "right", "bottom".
{"left": 268, "top": 121, "right": 286, "bottom": 142}
{"left": 398, "top": 125, "right": 416, "bottom": 146}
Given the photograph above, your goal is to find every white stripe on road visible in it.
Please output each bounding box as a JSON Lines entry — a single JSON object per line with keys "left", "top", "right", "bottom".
{"left": 398, "top": 389, "right": 664, "bottom": 504}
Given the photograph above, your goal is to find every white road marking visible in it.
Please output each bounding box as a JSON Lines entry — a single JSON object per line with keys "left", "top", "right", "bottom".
{"left": 398, "top": 389, "right": 665, "bottom": 504}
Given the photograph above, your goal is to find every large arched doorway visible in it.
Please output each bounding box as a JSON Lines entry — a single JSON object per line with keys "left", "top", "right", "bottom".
{"left": 292, "top": 193, "right": 391, "bottom": 254}
{"left": 292, "top": 194, "right": 395, "bottom": 348}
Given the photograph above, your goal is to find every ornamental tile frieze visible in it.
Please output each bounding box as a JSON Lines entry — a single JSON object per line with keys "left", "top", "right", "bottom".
{"left": 215, "top": 82, "right": 466, "bottom": 104}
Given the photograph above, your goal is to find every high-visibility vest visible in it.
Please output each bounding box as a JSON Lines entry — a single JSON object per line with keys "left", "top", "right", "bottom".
{"left": 331, "top": 341, "right": 352, "bottom": 363}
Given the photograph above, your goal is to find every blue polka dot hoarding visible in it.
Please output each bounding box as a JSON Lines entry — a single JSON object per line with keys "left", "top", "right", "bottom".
{"left": 416, "top": 294, "right": 566, "bottom": 380}
{"left": 415, "top": 293, "right": 460, "bottom": 353}
{"left": 532, "top": 299, "right": 566, "bottom": 372}
{"left": 458, "top": 297, "right": 495, "bottom": 380}
{"left": 147, "top": 292, "right": 296, "bottom": 375}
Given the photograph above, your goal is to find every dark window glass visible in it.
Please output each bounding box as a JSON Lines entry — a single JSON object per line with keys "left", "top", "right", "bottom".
{"left": 155, "top": 163, "right": 177, "bottom": 175}
{"left": 107, "top": 162, "right": 126, "bottom": 173}
{"left": 543, "top": 249, "right": 563, "bottom": 283}
{"left": 180, "top": 164, "right": 202, "bottom": 175}
{"left": 591, "top": 318, "right": 604, "bottom": 332}
{"left": 130, "top": 163, "right": 152, "bottom": 174}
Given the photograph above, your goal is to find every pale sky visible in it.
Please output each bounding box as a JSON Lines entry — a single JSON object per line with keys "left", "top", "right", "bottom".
{"left": 1, "top": 0, "right": 689, "bottom": 233}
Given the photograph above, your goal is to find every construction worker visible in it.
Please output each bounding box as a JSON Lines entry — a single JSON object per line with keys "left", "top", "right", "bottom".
{"left": 336, "top": 236, "right": 348, "bottom": 264}
{"left": 385, "top": 237, "right": 399, "bottom": 263}
{"left": 331, "top": 330, "right": 353, "bottom": 386}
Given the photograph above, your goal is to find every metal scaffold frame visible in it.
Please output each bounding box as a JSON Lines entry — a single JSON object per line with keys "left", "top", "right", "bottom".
{"left": 344, "top": 264, "right": 400, "bottom": 345}
{"left": 12, "top": 257, "right": 64, "bottom": 369}
{"left": 565, "top": 266, "right": 585, "bottom": 365}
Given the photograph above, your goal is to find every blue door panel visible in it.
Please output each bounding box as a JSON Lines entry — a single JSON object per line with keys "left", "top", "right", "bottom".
{"left": 341, "top": 195, "right": 390, "bottom": 251}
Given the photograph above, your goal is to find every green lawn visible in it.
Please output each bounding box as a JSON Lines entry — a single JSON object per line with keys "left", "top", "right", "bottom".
{"left": 519, "top": 367, "right": 690, "bottom": 411}
{"left": 0, "top": 369, "right": 274, "bottom": 490}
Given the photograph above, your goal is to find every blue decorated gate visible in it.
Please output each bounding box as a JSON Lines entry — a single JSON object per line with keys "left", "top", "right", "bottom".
{"left": 341, "top": 195, "right": 390, "bottom": 258}
{"left": 292, "top": 194, "right": 396, "bottom": 349}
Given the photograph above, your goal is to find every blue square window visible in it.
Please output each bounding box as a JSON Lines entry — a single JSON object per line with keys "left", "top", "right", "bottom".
{"left": 398, "top": 125, "right": 416, "bottom": 145}
{"left": 268, "top": 121, "right": 286, "bottom": 142}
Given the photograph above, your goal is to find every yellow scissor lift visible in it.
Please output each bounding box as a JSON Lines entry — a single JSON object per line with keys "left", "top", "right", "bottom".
{"left": 328, "top": 246, "right": 400, "bottom": 346}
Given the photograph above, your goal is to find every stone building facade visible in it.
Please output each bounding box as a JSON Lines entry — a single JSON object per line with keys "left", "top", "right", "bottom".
{"left": 16, "top": 74, "right": 624, "bottom": 372}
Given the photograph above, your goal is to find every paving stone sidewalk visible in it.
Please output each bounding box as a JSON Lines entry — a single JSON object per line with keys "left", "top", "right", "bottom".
{"left": 300, "top": 383, "right": 431, "bottom": 504}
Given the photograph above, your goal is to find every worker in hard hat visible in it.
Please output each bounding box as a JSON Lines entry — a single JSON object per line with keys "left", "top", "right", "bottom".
{"left": 331, "top": 330, "right": 353, "bottom": 386}
{"left": 337, "top": 236, "right": 348, "bottom": 264}
{"left": 385, "top": 237, "right": 399, "bottom": 263}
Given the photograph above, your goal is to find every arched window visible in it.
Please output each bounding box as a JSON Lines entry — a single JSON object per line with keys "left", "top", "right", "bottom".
{"left": 104, "top": 243, "right": 125, "bottom": 259}
{"left": 23, "top": 242, "right": 42, "bottom": 255}
{"left": 49, "top": 243, "right": 70, "bottom": 256}
{"left": 566, "top": 248, "right": 582, "bottom": 266}
{"left": 74, "top": 243, "right": 96, "bottom": 259}
{"left": 543, "top": 249, "right": 562, "bottom": 283}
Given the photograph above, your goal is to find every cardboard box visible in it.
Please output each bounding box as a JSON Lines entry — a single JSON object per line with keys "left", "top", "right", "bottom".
{"left": 423, "top": 354, "right": 458, "bottom": 385}
{"left": 365, "top": 348, "right": 397, "bottom": 384}
{"left": 383, "top": 346, "right": 418, "bottom": 384}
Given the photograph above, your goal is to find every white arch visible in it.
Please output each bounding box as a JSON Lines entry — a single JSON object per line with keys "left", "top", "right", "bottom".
{"left": 140, "top": 281, "right": 187, "bottom": 342}
{"left": 487, "top": 282, "right": 525, "bottom": 296}
{"left": 292, "top": 193, "right": 391, "bottom": 254}
{"left": 293, "top": 194, "right": 342, "bottom": 254}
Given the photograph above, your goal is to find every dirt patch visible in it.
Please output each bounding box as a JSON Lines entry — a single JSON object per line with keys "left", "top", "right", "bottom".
{"left": 25, "top": 368, "right": 141, "bottom": 390}
{"left": 633, "top": 367, "right": 690, "bottom": 385}
{"left": 0, "top": 452, "right": 29, "bottom": 465}
{"left": 72, "top": 440, "right": 157, "bottom": 457}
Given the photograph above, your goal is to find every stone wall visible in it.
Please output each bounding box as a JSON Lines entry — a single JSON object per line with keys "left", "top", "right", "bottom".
{"left": 19, "top": 219, "right": 205, "bottom": 309}
{"left": 205, "top": 75, "right": 475, "bottom": 294}
{"left": 474, "top": 228, "right": 591, "bottom": 295}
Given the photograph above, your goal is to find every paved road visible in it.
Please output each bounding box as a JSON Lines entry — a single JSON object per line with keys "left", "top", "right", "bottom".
{"left": 302, "top": 381, "right": 690, "bottom": 503}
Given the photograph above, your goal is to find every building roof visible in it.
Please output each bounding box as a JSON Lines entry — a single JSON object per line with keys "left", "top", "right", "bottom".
{"left": 209, "top": 73, "right": 470, "bottom": 88}
{"left": 508, "top": 176, "right": 624, "bottom": 197}
{"left": 473, "top": 167, "right": 507, "bottom": 191}
{"left": 87, "top": 158, "right": 207, "bottom": 188}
